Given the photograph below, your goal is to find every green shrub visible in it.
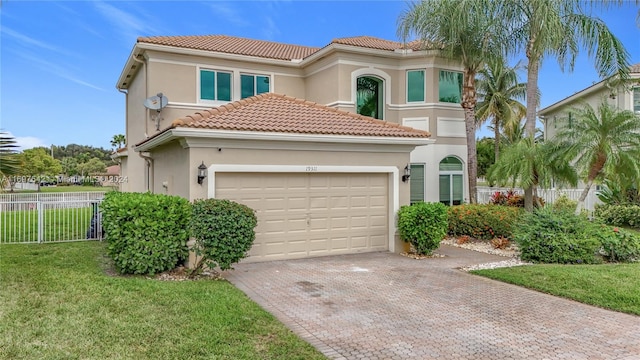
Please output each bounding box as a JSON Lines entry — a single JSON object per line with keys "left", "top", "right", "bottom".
{"left": 101, "top": 191, "right": 190, "bottom": 275}
{"left": 552, "top": 194, "right": 578, "bottom": 213}
{"left": 592, "top": 225, "right": 640, "bottom": 262}
{"left": 397, "top": 202, "right": 448, "bottom": 255}
{"left": 447, "top": 204, "right": 522, "bottom": 240}
{"left": 190, "top": 199, "right": 258, "bottom": 272}
{"left": 514, "top": 208, "right": 602, "bottom": 264}
{"left": 594, "top": 204, "right": 640, "bottom": 229}
{"left": 489, "top": 190, "right": 544, "bottom": 208}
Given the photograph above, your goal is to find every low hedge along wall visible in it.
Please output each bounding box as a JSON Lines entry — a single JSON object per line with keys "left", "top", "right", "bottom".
{"left": 447, "top": 204, "right": 523, "bottom": 240}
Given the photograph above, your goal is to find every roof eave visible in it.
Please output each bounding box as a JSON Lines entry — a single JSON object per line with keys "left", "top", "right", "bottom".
{"left": 300, "top": 43, "right": 441, "bottom": 66}
{"left": 538, "top": 80, "right": 608, "bottom": 115}
{"left": 134, "top": 128, "right": 433, "bottom": 152}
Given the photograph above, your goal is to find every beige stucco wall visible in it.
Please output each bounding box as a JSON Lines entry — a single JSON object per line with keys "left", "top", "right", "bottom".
{"left": 149, "top": 140, "right": 190, "bottom": 199}
{"left": 124, "top": 64, "right": 150, "bottom": 193}
{"left": 543, "top": 90, "right": 613, "bottom": 140}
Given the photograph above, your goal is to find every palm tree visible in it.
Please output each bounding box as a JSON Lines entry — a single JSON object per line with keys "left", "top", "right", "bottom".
{"left": 475, "top": 58, "right": 527, "bottom": 162}
{"left": 110, "top": 134, "right": 126, "bottom": 151}
{"left": 398, "top": 0, "right": 506, "bottom": 203}
{"left": 503, "top": 0, "right": 630, "bottom": 211}
{"left": 488, "top": 137, "right": 578, "bottom": 206}
{"left": 552, "top": 101, "right": 640, "bottom": 214}
{"left": 0, "top": 131, "right": 21, "bottom": 175}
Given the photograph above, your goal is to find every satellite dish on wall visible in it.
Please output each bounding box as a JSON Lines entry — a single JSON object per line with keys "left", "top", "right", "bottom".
{"left": 144, "top": 93, "right": 169, "bottom": 111}
{"left": 144, "top": 92, "right": 169, "bottom": 131}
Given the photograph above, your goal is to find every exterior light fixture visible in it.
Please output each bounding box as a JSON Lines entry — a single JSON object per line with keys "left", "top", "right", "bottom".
{"left": 197, "top": 162, "right": 207, "bottom": 185}
{"left": 402, "top": 165, "right": 411, "bottom": 183}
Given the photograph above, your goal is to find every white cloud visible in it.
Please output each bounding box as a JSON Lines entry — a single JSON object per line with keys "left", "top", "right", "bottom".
{"left": 1, "top": 26, "right": 76, "bottom": 57}
{"left": 208, "top": 2, "right": 250, "bottom": 28}
{"left": 11, "top": 50, "right": 106, "bottom": 92}
{"left": 92, "top": 1, "right": 160, "bottom": 43}
{"left": 262, "top": 16, "right": 281, "bottom": 40}
{"left": 8, "top": 133, "right": 48, "bottom": 151}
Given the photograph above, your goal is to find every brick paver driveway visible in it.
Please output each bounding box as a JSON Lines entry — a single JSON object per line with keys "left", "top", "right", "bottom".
{"left": 224, "top": 245, "right": 640, "bottom": 359}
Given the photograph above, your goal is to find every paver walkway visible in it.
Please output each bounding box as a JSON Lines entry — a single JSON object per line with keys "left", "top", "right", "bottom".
{"left": 224, "top": 245, "right": 640, "bottom": 359}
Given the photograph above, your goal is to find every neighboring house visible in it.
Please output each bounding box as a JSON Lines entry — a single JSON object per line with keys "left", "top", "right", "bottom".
{"left": 540, "top": 63, "right": 640, "bottom": 141}
{"left": 114, "top": 35, "right": 467, "bottom": 262}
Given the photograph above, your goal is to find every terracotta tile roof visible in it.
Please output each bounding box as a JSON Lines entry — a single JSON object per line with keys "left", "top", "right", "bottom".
{"left": 137, "top": 35, "right": 429, "bottom": 60}
{"left": 138, "top": 35, "right": 320, "bottom": 61}
{"left": 331, "top": 36, "right": 424, "bottom": 51}
{"left": 170, "top": 93, "right": 431, "bottom": 138}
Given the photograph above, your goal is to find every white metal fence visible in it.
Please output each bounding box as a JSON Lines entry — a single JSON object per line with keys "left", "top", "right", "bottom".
{"left": 477, "top": 187, "right": 601, "bottom": 212}
{"left": 0, "top": 192, "right": 106, "bottom": 244}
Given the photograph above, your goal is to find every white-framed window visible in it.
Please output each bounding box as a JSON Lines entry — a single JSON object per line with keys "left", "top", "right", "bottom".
{"left": 633, "top": 86, "right": 640, "bottom": 113}
{"left": 439, "top": 156, "right": 464, "bottom": 206}
{"left": 356, "top": 75, "right": 384, "bottom": 120}
{"left": 438, "top": 70, "right": 463, "bottom": 103}
{"left": 410, "top": 163, "right": 425, "bottom": 204}
{"left": 199, "top": 69, "right": 232, "bottom": 102}
{"left": 407, "top": 70, "right": 425, "bottom": 103}
{"left": 240, "top": 74, "right": 270, "bottom": 99}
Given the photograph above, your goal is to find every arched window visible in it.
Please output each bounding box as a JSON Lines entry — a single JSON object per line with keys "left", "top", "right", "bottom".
{"left": 439, "top": 156, "right": 464, "bottom": 205}
{"left": 356, "top": 76, "right": 384, "bottom": 119}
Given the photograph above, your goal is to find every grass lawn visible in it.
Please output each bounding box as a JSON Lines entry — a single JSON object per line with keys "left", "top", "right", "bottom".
{"left": 472, "top": 263, "right": 640, "bottom": 315}
{"left": 1, "top": 207, "right": 94, "bottom": 243}
{"left": 0, "top": 242, "right": 326, "bottom": 360}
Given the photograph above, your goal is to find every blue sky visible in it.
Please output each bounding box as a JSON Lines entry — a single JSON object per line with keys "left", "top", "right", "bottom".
{"left": 1, "top": 1, "right": 639, "bottom": 151}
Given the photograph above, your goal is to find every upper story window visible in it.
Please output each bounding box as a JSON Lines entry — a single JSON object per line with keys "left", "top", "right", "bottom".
{"left": 241, "top": 74, "right": 270, "bottom": 99}
{"left": 356, "top": 76, "right": 384, "bottom": 119}
{"left": 200, "top": 69, "right": 231, "bottom": 102}
{"left": 407, "top": 70, "right": 425, "bottom": 102}
{"left": 633, "top": 87, "right": 640, "bottom": 113}
{"left": 439, "top": 70, "right": 463, "bottom": 103}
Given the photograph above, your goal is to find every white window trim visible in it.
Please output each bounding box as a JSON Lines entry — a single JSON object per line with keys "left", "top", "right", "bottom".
{"left": 206, "top": 164, "right": 400, "bottom": 253}
{"left": 406, "top": 69, "right": 426, "bottom": 103}
{"left": 351, "top": 67, "right": 391, "bottom": 120}
{"left": 238, "top": 73, "right": 272, "bottom": 99}
{"left": 197, "top": 68, "right": 233, "bottom": 105}
{"left": 438, "top": 70, "right": 464, "bottom": 104}
{"left": 410, "top": 162, "right": 426, "bottom": 204}
{"left": 439, "top": 155, "right": 465, "bottom": 206}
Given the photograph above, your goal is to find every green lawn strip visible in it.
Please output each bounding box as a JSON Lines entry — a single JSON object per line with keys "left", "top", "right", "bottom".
{"left": 471, "top": 264, "right": 640, "bottom": 316}
{"left": 1, "top": 207, "right": 93, "bottom": 242}
{"left": 0, "top": 242, "right": 326, "bottom": 360}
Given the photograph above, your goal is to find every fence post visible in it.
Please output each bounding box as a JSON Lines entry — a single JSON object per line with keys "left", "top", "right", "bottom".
{"left": 37, "top": 200, "right": 43, "bottom": 243}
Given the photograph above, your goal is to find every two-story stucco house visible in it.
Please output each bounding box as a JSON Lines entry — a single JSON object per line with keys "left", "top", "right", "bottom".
{"left": 114, "top": 35, "right": 467, "bottom": 262}
{"left": 539, "top": 63, "right": 640, "bottom": 141}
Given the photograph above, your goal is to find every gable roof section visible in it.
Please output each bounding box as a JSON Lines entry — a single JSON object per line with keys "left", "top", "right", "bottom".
{"left": 138, "top": 35, "right": 320, "bottom": 61}
{"left": 171, "top": 93, "right": 430, "bottom": 138}
{"left": 330, "top": 36, "right": 423, "bottom": 52}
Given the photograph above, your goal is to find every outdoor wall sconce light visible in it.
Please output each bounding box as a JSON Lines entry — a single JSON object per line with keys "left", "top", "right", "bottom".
{"left": 197, "top": 162, "right": 207, "bottom": 185}
{"left": 402, "top": 165, "right": 411, "bottom": 183}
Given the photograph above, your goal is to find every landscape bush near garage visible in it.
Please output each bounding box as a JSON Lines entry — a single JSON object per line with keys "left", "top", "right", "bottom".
{"left": 100, "top": 192, "right": 259, "bottom": 276}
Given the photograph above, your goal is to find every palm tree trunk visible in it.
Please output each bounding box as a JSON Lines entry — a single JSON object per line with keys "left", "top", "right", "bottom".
{"left": 524, "top": 186, "right": 533, "bottom": 212}
{"left": 494, "top": 118, "right": 501, "bottom": 162}
{"left": 575, "top": 179, "right": 594, "bottom": 215}
{"left": 524, "top": 53, "right": 540, "bottom": 211}
{"left": 461, "top": 70, "right": 478, "bottom": 204}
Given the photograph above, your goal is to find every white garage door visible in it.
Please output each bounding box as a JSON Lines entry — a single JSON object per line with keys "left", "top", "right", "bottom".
{"left": 215, "top": 172, "right": 389, "bottom": 262}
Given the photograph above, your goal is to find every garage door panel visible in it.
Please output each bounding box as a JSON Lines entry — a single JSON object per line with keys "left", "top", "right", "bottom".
{"left": 216, "top": 172, "right": 388, "bottom": 262}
